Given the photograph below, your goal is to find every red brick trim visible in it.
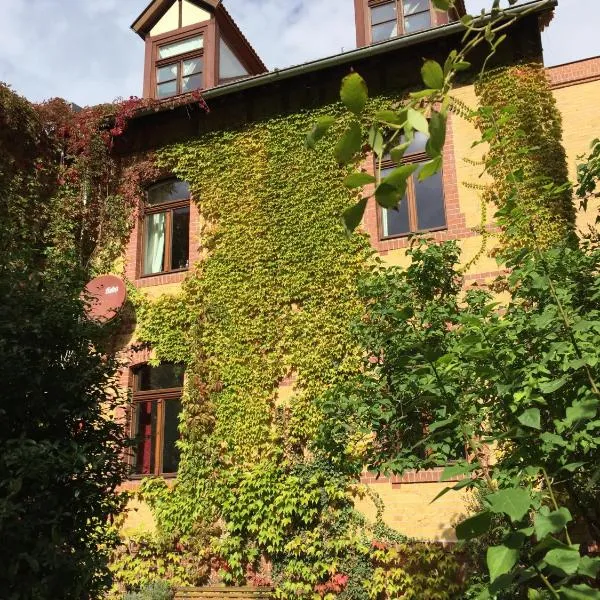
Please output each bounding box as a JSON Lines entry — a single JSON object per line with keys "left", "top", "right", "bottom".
{"left": 361, "top": 113, "right": 475, "bottom": 255}
{"left": 360, "top": 468, "right": 463, "bottom": 485}
{"left": 547, "top": 56, "right": 600, "bottom": 90}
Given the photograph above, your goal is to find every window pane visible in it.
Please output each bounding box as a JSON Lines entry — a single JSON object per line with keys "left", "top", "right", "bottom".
{"left": 157, "top": 64, "right": 178, "bottom": 83}
{"left": 158, "top": 35, "right": 203, "bottom": 59}
{"left": 182, "top": 73, "right": 203, "bottom": 93}
{"left": 415, "top": 166, "right": 445, "bottom": 230}
{"left": 403, "top": 0, "right": 429, "bottom": 15}
{"left": 143, "top": 212, "right": 166, "bottom": 275}
{"left": 372, "top": 20, "right": 398, "bottom": 42}
{"left": 371, "top": 2, "right": 397, "bottom": 25}
{"left": 133, "top": 401, "right": 157, "bottom": 475}
{"left": 136, "top": 363, "right": 185, "bottom": 391}
{"left": 405, "top": 11, "right": 431, "bottom": 32}
{"left": 382, "top": 200, "right": 410, "bottom": 237}
{"left": 148, "top": 180, "right": 190, "bottom": 205}
{"left": 171, "top": 206, "right": 190, "bottom": 271}
{"left": 219, "top": 39, "right": 249, "bottom": 81}
{"left": 183, "top": 58, "right": 203, "bottom": 76}
{"left": 162, "top": 398, "right": 182, "bottom": 474}
{"left": 157, "top": 81, "right": 177, "bottom": 99}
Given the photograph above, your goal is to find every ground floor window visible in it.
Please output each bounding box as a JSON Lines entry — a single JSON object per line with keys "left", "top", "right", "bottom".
{"left": 131, "top": 363, "right": 184, "bottom": 477}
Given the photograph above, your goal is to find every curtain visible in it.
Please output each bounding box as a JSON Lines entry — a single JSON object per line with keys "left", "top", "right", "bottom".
{"left": 144, "top": 212, "right": 166, "bottom": 275}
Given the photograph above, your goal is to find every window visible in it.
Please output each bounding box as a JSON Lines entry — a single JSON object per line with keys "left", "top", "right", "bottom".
{"left": 380, "top": 131, "right": 446, "bottom": 238}
{"left": 370, "top": 0, "right": 432, "bottom": 42}
{"left": 219, "top": 38, "right": 250, "bottom": 84}
{"left": 131, "top": 363, "right": 185, "bottom": 477}
{"left": 156, "top": 35, "right": 204, "bottom": 98}
{"left": 143, "top": 180, "right": 190, "bottom": 277}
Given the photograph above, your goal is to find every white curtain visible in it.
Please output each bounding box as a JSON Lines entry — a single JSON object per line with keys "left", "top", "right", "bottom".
{"left": 144, "top": 213, "right": 166, "bottom": 275}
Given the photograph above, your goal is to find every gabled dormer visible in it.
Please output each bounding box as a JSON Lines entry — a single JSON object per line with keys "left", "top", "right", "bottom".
{"left": 354, "top": 0, "right": 467, "bottom": 47}
{"left": 132, "top": 0, "right": 267, "bottom": 100}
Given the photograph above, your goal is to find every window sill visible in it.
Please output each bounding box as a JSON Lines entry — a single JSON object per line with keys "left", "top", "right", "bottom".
{"left": 379, "top": 226, "right": 447, "bottom": 242}
{"left": 136, "top": 269, "right": 189, "bottom": 288}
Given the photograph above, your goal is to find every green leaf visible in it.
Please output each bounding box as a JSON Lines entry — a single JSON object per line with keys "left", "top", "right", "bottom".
{"left": 545, "top": 547, "right": 581, "bottom": 575}
{"left": 539, "top": 378, "right": 568, "bottom": 394}
{"left": 578, "top": 556, "right": 600, "bottom": 579}
{"left": 334, "top": 121, "right": 362, "bottom": 164}
{"left": 487, "top": 544, "right": 519, "bottom": 582}
{"left": 368, "top": 125, "right": 384, "bottom": 157}
{"left": 375, "top": 183, "right": 404, "bottom": 209}
{"left": 407, "top": 108, "right": 429, "bottom": 134}
{"left": 534, "top": 508, "right": 572, "bottom": 539}
{"left": 565, "top": 399, "right": 599, "bottom": 426}
{"left": 454, "top": 61, "right": 472, "bottom": 72}
{"left": 431, "top": 0, "right": 451, "bottom": 9}
{"left": 486, "top": 488, "right": 532, "bottom": 522}
{"left": 559, "top": 585, "right": 600, "bottom": 599}
{"left": 344, "top": 172, "right": 376, "bottom": 188}
{"left": 426, "top": 110, "right": 447, "bottom": 157}
{"left": 375, "top": 110, "right": 404, "bottom": 125}
{"left": 562, "top": 462, "right": 586, "bottom": 473}
{"left": 518, "top": 408, "right": 541, "bottom": 430}
{"left": 340, "top": 72, "right": 368, "bottom": 115}
{"left": 440, "top": 462, "right": 471, "bottom": 481}
{"left": 341, "top": 197, "right": 368, "bottom": 233}
{"left": 305, "top": 116, "right": 335, "bottom": 149}
{"left": 456, "top": 511, "right": 492, "bottom": 540}
{"left": 421, "top": 60, "right": 445, "bottom": 90}
{"left": 390, "top": 142, "right": 411, "bottom": 163}
{"left": 528, "top": 589, "right": 544, "bottom": 600}
{"left": 418, "top": 156, "right": 443, "bottom": 181}
{"left": 384, "top": 163, "right": 419, "bottom": 187}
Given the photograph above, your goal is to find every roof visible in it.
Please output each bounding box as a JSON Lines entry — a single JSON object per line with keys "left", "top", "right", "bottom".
{"left": 134, "top": 0, "right": 556, "bottom": 110}
{"left": 132, "top": 0, "right": 219, "bottom": 38}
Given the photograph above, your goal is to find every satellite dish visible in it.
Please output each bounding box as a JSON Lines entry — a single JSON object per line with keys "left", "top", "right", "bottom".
{"left": 82, "top": 275, "right": 127, "bottom": 323}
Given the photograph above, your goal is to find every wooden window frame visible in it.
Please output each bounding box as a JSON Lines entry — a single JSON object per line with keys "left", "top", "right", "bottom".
{"left": 130, "top": 370, "right": 183, "bottom": 479}
{"left": 144, "top": 21, "right": 215, "bottom": 100}
{"left": 368, "top": 0, "right": 434, "bottom": 43}
{"left": 377, "top": 150, "right": 447, "bottom": 241}
{"left": 155, "top": 42, "right": 205, "bottom": 99}
{"left": 140, "top": 180, "right": 191, "bottom": 278}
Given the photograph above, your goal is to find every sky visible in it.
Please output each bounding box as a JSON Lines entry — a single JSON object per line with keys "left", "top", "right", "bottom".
{"left": 0, "top": 0, "right": 595, "bottom": 107}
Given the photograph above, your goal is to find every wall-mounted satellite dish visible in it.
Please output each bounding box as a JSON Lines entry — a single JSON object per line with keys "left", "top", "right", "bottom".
{"left": 82, "top": 275, "right": 127, "bottom": 323}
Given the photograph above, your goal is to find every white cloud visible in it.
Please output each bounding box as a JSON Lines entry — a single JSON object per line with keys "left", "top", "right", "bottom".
{"left": 0, "top": 0, "right": 597, "bottom": 106}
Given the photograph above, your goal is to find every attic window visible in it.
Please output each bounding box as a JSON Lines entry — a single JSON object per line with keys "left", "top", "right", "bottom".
{"left": 370, "top": 0, "right": 432, "bottom": 42}
{"left": 156, "top": 34, "right": 204, "bottom": 98}
{"left": 219, "top": 38, "right": 249, "bottom": 83}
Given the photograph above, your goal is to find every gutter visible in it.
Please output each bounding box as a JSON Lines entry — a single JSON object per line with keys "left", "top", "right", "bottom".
{"left": 199, "top": 0, "right": 556, "bottom": 102}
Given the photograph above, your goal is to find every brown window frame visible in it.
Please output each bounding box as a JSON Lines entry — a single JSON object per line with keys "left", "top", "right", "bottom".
{"left": 140, "top": 180, "right": 191, "bottom": 278}
{"left": 155, "top": 42, "right": 205, "bottom": 99}
{"left": 144, "top": 21, "right": 214, "bottom": 100}
{"left": 130, "top": 367, "right": 184, "bottom": 479}
{"left": 377, "top": 148, "right": 447, "bottom": 241}
{"left": 368, "top": 0, "right": 434, "bottom": 43}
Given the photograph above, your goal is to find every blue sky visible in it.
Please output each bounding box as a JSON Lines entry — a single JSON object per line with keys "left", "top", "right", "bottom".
{"left": 0, "top": 0, "right": 595, "bottom": 106}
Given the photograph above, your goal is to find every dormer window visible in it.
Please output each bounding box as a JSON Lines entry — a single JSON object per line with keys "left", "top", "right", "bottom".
{"left": 356, "top": 0, "right": 464, "bottom": 47}
{"left": 370, "top": 0, "right": 432, "bottom": 42}
{"left": 156, "top": 35, "right": 204, "bottom": 98}
{"left": 134, "top": 0, "right": 266, "bottom": 99}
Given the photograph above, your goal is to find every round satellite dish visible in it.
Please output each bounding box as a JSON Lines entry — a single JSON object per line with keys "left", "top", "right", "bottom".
{"left": 82, "top": 275, "right": 127, "bottom": 323}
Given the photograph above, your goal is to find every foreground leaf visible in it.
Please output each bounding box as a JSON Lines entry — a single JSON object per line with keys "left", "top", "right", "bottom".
{"left": 486, "top": 488, "right": 531, "bottom": 522}
{"left": 335, "top": 121, "right": 362, "bottom": 164}
{"left": 518, "top": 408, "right": 541, "bottom": 430}
{"left": 487, "top": 544, "right": 519, "bottom": 582}
{"left": 545, "top": 547, "right": 581, "bottom": 575}
{"left": 421, "top": 60, "right": 444, "bottom": 90}
{"left": 558, "top": 584, "right": 600, "bottom": 599}
{"left": 534, "top": 507, "right": 572, "bottom": 539}
{"left": 342, "top": 198, "right": 368, "bottom": 233}
{"left": 344, "top": 172, "right": 376, "bottom": 188}
{"left": 305, "top": 116, "right": 335, "bottom": 149}
{"left": 340, "top": 73, "right": 368, "bottom": 115}
{"left": 456, "top": 511, "right": 492, "bottom": 540}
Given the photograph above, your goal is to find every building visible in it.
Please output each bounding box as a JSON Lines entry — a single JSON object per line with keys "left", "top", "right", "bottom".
{"left": 114, "top": 0, "right": 600, "bottom": 545}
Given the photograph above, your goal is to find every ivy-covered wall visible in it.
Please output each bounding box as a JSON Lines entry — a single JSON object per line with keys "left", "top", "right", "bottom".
{"left": 117, "top": 100, "right": 470, "bottom": 599}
